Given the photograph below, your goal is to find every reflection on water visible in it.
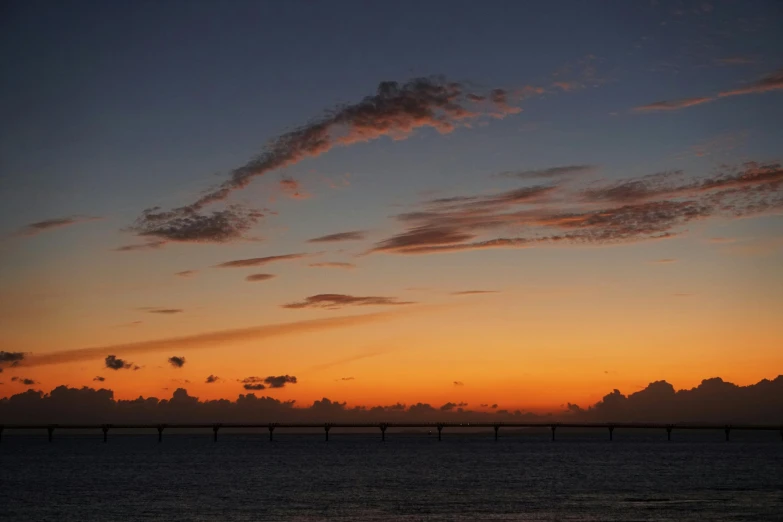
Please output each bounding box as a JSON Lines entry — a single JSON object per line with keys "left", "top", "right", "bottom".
{"left": 1, "top": 431, "right": 782, "bottom": 521}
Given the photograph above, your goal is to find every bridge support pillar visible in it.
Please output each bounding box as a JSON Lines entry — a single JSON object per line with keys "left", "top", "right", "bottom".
{"left": 268, "top": 425, "right": 275, "bottom": 442}
{"left": 213, "top": 424, "right": 220, "bottom": 442}
{"left": 102, "top": 426, "right": 109, "bottom": 443}
{"left": 47, "top": 426, "right": 54, "bottom": 443}
{"left": 609, "top": 426, "right": 614, "bottom": 441}
{"left": 437, "top": 425, "right": 443, "bottom": 441}
{"left": 550, "top": 425, "right": 556, "bottom": 442}
{"left": 725, "top": 426, "right": 731, "bottom": 442}
{"left": 494, "top": 425, "right": 499, "bottom": 441}
{"left": 157, "top": 425, "right": 164, "bottom": 443}
{"left": 324, "top": 424, "right": 331, "bottom": 442}
{"left": 0, "top": 426, "right": 4, "bottom": 443}
{"left": 666, "top": 426, "right": 673, "bottom": 441}
{"left": 380, "top": 424, "right": 387, "bottom": 442}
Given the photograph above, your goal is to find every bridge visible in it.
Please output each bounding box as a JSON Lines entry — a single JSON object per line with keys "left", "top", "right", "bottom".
{"left": 1, "top": 422, "right": 782, "bottom": 443}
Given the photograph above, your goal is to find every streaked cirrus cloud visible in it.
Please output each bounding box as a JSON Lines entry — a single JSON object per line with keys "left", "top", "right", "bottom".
{"left": 307, "top": 230, "right": 367, "bottom": 243}
{"left": 370, "top": 162, "right": 783, "bottom": 255}
{"left": 17, "top": 215, "right": 100, "bottom": 237}
{"left": 214, "top": 253, "right": 306, "bottom": 268}
{"left": 131, "top": 77, "right": 525, "bottom": 244}
{"left": 634, "top": 68, "right": 783, "bottom": 112}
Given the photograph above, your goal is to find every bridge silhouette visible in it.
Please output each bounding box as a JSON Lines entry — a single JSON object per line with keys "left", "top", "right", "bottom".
{"left": 2, "top": 422, "right": 782, "bottom": 443}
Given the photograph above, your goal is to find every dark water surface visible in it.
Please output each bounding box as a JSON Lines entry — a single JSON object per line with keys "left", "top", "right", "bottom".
{"left": 2, "top": 431, "right": 782, "bottom": 521}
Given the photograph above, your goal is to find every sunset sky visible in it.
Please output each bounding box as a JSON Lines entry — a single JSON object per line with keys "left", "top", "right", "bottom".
{"left": 1, "top": 1, "right": 781, "bottom": 413}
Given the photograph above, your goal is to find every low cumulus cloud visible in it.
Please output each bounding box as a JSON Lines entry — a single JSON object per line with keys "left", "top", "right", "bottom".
{"left": 283, "top": 294, "right": 415, "bottom": 310}
{"left": 11, "top": 377, "right": 38, "bottom": 386}
{"left": 634, "top": 68, "right": 783, "bottom": 112}
{"left": 168, "top": 356, "right": 186, "bottom": 368}
{"left": 214, "top": 253, "right": 306, "bottom": 268}
{"left": 309, "top": 262, "right": 356, "bottom": 269}
{"left": 308, "top": 231, "right": 367, "bottom": 243}
{"left": 0, "top": 351, "right": 25, "bottom": 365}
{"left": 264, "top": 375, "right": 298, "bottom": 388}
{"left": 370, "top": 162, "right": 782, "bottom": 255}
{"left": 129, "top": 76, "right": 524, "bottom": 245}
{"left": 440, "top": 401, "right": 468, "bottom": 411}
{"left": 17, "top": 215, "right": 99, "bottom": 237}
{"left": 93, "top": 376, "right": 105, "bottom": 382}
{"left": 105, "top": 355, "right": 132, "bottom": 370}
{"left": 240, "top": 377, "right": 266, "bottom": 391}
{"left": 240, "top": 375, "right": 297, "bottom": 390}
{"left": 246, "top": 273, "right": 276, "bottom": 282}
{"left": 205, "top": 375, "right": 220, "bottom": 384}
{"left": 3, "top": 376, "right": 782, "bottom": 424}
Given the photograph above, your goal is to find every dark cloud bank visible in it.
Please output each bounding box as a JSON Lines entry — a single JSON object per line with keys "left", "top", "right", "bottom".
{"left": 2, "top": 376, "right": 781, "bottom": 424}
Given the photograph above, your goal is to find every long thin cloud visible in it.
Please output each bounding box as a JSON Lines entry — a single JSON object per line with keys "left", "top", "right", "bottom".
{"left": 17, "top": 215, "right": 100, "bottom": 237}
{"left": 213, "top": 253, "right": 306, "bottom": 268}
{"left": 19, "top": 310, "right": 412, "bottom": 368}
{"left": 634, "top": 68, "right": 783, "bottom": 112}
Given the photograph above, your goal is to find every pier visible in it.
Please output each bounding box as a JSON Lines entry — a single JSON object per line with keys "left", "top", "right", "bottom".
{"left": 1, "top": 422, "right": 782, "bottom": 443}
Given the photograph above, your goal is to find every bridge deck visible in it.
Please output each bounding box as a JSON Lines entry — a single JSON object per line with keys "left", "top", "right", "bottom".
{"left": 1, "top": 421, "right": 781, "bottom": 430}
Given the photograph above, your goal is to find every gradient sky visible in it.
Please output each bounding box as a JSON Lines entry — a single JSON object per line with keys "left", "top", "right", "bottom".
{"left": 1, "top": 0, "right": 781, "bottom": 412}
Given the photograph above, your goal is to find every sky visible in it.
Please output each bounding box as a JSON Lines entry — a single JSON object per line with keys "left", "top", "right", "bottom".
{"left": 1, "top": 0, "right": 782, "bottom": 414}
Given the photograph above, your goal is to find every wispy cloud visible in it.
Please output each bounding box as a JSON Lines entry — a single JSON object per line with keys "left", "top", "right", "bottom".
{"left": 715, "top": 56, "right": 756, "bottom": 66}
{"left": 718, "top": 68, "right": 783, "bottom": 97}
{"left": 205, "top": 375, "right": 220, "bottom": 384}
{"left": 17, "top": 215, "right": 99, "bottom": 237}
{"left": 20, "top": 310, "right": 410, "bottom": 367}
{"left": 498, "top": 165, "right": 597, "bottom": 180}
{"left": 283, "top": 294, "right": 415, "bottom": 310}
{"left": 246, "top": 273, "right": 276, "bottom": 282}
{"left": 131, "top": 77, "right": 524, "bottom": 244}
{"left": 309, "top": 262, "right": 356, "bottom": 270}
{"left": 113, "top": 241, "right": 166, "bottom": 252}
{"left": 633, "top": 96, "right": 714, "bottom": 112}
{"left": 147, "top": 308, "right": 184, "bottom": 315}
{"left": 214, "top": 253, "right": 306, "bottom": 268}
{"left": 450, "top": 290, "right": 499, "bottom": 295}
{"left": 651, "top": 259, "right": 677, "bottom": 264}
{"left": 175, "top": 270, "right": 198, "bottom": 278}
{"left": 279, "top": 178, "right": 310, "bottom": 200}
{"left": 370, "top": 162, "right": 783, "bottom": 255}
{"left": 307, "top": 231, "right": 367, "bottom": 243}
{"left": 634, "top": 68, "right": 783, "bottom": 112}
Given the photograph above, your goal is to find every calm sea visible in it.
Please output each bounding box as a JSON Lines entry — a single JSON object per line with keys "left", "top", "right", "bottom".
{"left": 1, "top": 430, "right": 781, "bottom": 521}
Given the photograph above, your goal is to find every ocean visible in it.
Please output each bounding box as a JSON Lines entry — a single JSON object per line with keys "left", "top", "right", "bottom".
{"left": 1, "top": 430, "right": 781, "bottom": 521}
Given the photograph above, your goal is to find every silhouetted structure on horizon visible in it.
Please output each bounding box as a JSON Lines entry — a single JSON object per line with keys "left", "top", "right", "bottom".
{"left": 2, "top": 421, "right": 781, "bottom": 443}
